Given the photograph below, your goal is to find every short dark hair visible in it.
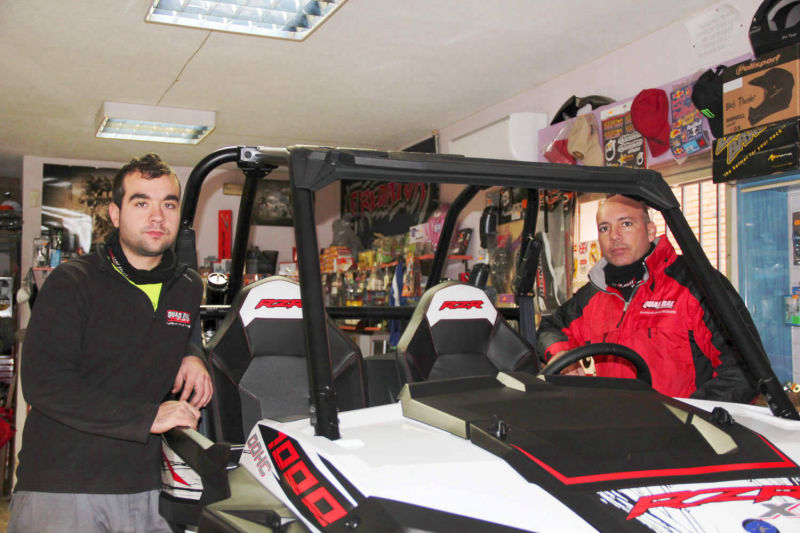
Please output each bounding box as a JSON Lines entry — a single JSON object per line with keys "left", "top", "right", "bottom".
{"left": 112, "top": 153, "right": 179, "bottom": 207}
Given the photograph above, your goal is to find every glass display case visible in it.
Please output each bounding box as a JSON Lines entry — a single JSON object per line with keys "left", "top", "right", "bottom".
{"left": 737, "top": 172, "right": 800, "bottom": 384}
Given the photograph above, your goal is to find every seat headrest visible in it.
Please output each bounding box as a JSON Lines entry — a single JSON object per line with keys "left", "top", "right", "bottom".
{"left": 424, "top": 282, "right": 498, "bottom": 326}
{"left": 237, "top": 276, "right": 303, "bottom": 327}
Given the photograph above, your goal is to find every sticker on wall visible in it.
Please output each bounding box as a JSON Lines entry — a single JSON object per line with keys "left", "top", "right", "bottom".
{"left": 602, "top": 111, "right": 647, "bottom": 169}
{"left": 670, "top": 79, "right": 711, "bottom": 159}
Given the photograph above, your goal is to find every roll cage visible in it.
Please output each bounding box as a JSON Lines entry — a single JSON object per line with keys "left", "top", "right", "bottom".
{"left": 177, "top": 145, "right": 799, "bottom": 441}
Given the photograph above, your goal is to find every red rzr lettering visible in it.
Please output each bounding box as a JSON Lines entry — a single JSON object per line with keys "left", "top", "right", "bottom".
{"left": 439, "top": 300, "right": 483, "bottom": 310}
{"left": 255, "top": 299, "right": 302, "bottom": 309}
{"left": 628, "top": 485, "right": 800, "bottom": 519}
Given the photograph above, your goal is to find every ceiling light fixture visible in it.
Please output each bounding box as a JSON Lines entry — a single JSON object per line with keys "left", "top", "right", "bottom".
{"left": 145, "top": 0, "right": 347, "bottom": 41}
{"left": 95, "top": 101, "right": 216, "bottom": 145}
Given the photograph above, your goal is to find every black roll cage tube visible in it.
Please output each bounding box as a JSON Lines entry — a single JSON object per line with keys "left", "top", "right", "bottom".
{"left": 177, "top": 145, "right": 799, "bottom": 440}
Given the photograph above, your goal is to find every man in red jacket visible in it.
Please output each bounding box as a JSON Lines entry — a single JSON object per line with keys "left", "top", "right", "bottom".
{"left": 537, "top": 194, "right": 757, "bottom": 402}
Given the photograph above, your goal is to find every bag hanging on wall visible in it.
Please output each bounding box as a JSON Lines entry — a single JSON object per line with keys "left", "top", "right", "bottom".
{"left": 549, "top": 95, "right": 615, "bottom": 125}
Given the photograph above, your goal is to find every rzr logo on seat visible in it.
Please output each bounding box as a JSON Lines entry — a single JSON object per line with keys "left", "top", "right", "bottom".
{"left": 255, "top": 299, "right": 302, "bottom": 310}
{"left": 439, "top": 300, "right": 483, "bottom": 311}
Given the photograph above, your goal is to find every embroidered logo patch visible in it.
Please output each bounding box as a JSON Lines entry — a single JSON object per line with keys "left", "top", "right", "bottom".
{"left": 641, "top": 300, "right": 675, "bottom": 310}
{"left": 166, "top": 309, "right": 192, "bottom": 327}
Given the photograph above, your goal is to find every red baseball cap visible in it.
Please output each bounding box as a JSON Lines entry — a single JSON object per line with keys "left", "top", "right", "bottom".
{"left": 631, "top": 89, "right": 670, "bottom": 157}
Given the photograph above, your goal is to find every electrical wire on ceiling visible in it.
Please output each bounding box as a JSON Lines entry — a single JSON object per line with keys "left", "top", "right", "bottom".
{"left": 157, "top": 31, "right": 212, "bottom": 105}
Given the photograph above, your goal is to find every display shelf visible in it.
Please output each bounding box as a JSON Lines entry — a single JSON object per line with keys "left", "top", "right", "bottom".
{"left": 32, "top": 267, "right": 53, "bottom": 289}
{"left": 418, "top": 254, "right": 472, "bottom": 261}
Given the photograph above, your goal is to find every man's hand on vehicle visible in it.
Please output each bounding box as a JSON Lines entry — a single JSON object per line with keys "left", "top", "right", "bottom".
{"left": 172, "top": 355, "right": 213, "bottom": 408}
{"left": 150, "top": 400, "right": 201, "bottom": 433}
{"left": 545, "top": 350, "right": 586, "bottom": 376}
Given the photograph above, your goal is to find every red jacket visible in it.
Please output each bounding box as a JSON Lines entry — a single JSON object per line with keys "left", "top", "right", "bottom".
{"left": 537, "top": 237, "right": 757, "bottom": 402}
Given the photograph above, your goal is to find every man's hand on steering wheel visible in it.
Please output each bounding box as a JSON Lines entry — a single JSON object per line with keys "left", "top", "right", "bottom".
{"left": 545, "top": 350, "right": 594, "bottom": 376}
{"left": 539, "top": 343, "right": 652, "bottom": 386}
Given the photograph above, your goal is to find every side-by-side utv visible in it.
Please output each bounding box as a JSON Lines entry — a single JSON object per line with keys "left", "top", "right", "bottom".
{"left": 161, "top": 146, "right": 800, "bottom": 533}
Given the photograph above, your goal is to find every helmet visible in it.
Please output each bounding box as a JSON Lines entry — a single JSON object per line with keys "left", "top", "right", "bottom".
{"left": 750, "top": 0, "right": 800, "bottom": 57}
{"left": 747, "top": 67, "right": 795, "bottom": 125}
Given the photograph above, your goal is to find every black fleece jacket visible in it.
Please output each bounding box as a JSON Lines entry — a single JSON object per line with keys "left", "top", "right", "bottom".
{"left": 15, "top": 243, "right": 204, "bottom": 493}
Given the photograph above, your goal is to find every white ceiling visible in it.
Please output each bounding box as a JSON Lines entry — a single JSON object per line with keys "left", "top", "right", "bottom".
{"left": 0, "top": 0, "right": 719, "bottom": 177}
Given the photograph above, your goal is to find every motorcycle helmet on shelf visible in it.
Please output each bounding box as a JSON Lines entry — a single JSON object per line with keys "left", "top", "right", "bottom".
{"left": 749, "top": 0, "right": 800, "bottom": 57}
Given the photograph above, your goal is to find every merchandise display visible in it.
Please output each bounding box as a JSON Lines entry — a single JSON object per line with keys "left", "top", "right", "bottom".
{"left": 319, "top": 208, "right": 474, "bottom": 331}
{"left": 631, "top": 88, "right": 671, "bottom": 157}
{"left": 566, "top": 115, "right": 604, "bottom": 166}
{"left": 712, "top": 118, "right": 800, "bottom": 182}
{"left": 691, "top": 65, "right": 727, "bottom": 138}
{"left": 722, "top": 44, "right": 800, "bottom": 134}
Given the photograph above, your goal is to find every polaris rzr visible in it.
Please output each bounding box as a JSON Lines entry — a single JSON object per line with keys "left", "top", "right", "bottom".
{"left": 161, "top": 146, "right": 800, "bottom": 533}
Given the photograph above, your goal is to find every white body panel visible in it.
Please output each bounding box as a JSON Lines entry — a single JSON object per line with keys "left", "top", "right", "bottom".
{"left": 240, "top": 403, "right": 597, "bottom": 532}
{"left": 236, "top": 400, "right": 800, "bottom": 532}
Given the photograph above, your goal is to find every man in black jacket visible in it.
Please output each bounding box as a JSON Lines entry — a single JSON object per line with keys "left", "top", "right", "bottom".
{"left": 10, "top": 154, "right": 212, "bottom": 532}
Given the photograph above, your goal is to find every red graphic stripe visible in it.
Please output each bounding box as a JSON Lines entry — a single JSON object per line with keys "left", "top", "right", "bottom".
{"left": 161, "top": 450, "right": 190, "bottom": 486}
{"left": 511, "top": 438, "right": 797, "bottom": 485}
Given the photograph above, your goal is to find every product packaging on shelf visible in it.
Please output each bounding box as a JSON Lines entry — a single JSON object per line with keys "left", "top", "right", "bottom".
{"left": 712, "top": 119, "right": 800, "bottom": 182}
{"left": 722, "top": 44, "right": 800, "bottom": 135}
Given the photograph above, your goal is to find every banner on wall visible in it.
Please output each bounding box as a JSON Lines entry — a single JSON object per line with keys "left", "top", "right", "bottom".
{"left": 340, "top": 180, "right": 439, "bottom": 248}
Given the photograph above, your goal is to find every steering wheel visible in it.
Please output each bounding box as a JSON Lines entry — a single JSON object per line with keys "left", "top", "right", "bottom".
{"left": 539, "top": 342, "right": 652, "bottom": 386}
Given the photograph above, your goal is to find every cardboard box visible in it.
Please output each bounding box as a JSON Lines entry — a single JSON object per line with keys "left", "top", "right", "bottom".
{"left": 712, "top": 119, "right": 800, "bottom": 182}
{"left": 722, "top": 44, "right": 800, "bottom": 135}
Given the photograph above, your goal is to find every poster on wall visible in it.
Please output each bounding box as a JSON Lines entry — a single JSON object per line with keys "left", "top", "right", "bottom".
{"left": 251, "top": 180, "right": 293, "bottom": 226}
{"left": 341, "top": 180, "right": 439, "bottom": 247}
{"left": 601, "top": 109, "right": 647, "bottom": 169}
{"left": 573, "top": 239, "right": 600, "bottom": 289}
{"left": 42, "top": 164, "right": 116, "bottom": 253}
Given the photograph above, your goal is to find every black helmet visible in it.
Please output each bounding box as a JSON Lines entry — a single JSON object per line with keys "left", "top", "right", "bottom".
{"left": 747, "top": 67, "right": 795, "bottom": 125}
{"left": 750, "top": 0, "right": 800, "bottom": 57}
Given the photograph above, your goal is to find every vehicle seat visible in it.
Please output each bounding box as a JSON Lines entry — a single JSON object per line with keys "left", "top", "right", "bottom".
{"left": 205, "top": 276, "right": 366, "bottom": 443}
{"left": 396, "top": 281, "right": 536, "bottom": 382}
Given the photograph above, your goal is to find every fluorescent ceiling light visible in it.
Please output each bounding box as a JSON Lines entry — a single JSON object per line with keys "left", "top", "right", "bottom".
{"left": 96, "top": 102, "right": 215, "bottom": 145}
{"left": 146, "top": 0, "right": 347, "bottom": 41}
